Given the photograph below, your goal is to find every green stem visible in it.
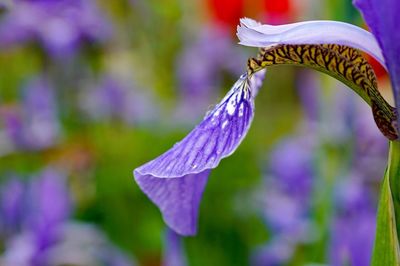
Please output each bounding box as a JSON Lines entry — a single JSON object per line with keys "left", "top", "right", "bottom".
{"left": 390, "top": 140, "right": 400, "bottom": 241}
{"left": 372, "top": 140, "right": 400, "bottom": 265}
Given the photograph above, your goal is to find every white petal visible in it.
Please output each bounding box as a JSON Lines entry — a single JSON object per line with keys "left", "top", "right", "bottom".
{"left": 237, "top": 18, "right": 386, "bottom": 69}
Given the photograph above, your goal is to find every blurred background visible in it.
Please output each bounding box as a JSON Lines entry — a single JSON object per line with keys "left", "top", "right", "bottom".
{"left": 0, "top": 0, "right": 393, "bottom": 265}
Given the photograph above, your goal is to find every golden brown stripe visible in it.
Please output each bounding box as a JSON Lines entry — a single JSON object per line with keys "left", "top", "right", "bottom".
{"left": 247, "top": 44, "right": 397, "bottom": 140}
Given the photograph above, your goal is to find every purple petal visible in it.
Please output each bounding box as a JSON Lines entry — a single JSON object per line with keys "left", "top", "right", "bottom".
{"left": 134, "top": 70, "right": 266, "bottom": 235}
{"left": 353, "top": 0, "right": 400, "bottom": 125}
{"left": 136, "top": 72, "right": 264, "bottom": 178}
{"left": 237, "top": 18, "right": 385, "bottom": 68}
{"left": 136, "top": 171, "right": 209, "bottom": 235}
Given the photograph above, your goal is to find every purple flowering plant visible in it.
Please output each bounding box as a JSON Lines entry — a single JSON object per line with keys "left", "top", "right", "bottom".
{"left": 0, "top": 168, "right": 136, "bottom": 266}
{"left": 133, "top": 0, "right": 400, "bottom": 262}
{"left": 0, "top": 0, "right": 110, "bottom": 57}
{"left": 253, "top": 81, "right": 386, "bottom": 265}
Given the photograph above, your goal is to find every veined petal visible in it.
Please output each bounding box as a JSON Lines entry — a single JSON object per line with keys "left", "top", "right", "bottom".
{"left": 136, "top": 70, "right": 265, "bottom": 178}
{"left": 237, "top": 18, "right": 385, "bottom": 68}
{"left": 134, "top": 70, "right": 266, "bottom": 235}
{"left": 135, "top": 170, "right": 209, "bottom": 235}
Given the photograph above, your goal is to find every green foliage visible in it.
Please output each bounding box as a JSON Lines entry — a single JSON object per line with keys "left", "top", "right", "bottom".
{"left": 372, "top": 141, "right": 400, "bottom": 265}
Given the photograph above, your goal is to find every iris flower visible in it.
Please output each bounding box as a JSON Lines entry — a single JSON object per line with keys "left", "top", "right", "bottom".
{"left": 236, "top": 3, "right": 400, "bottom": 262}
{"left": 237, "top": 1, "right": 399, "bottom": 136}
{"left": 134, "top": 0, "right": 400, "bottom": 241}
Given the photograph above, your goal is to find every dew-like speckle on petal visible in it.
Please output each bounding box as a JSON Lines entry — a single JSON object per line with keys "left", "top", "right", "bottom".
{"left": 133, "top": 70, "right": 266, "bottom": 235}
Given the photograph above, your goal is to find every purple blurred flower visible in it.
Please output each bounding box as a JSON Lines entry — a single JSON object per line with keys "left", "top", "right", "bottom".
{"left": 0, "top": 168, "right": 71, "bottom": 266}
{"left": 80, "top": 76, "right": 126, "bottom": 121}
{"left": 134, "top": 70, "right": 266, "bottom": 235}
{"left": 175, "top": 27, "right": 246, "bottom": 121}
{"left": 330, "top": 177, "right": 376, "bottom": 266}
{"left": 80, "top": 75, "right": 159, "bottom": 125}
{"left": 25, "top": 169, "right": 71, "bottom": 243}
{"left": 0, "top": 232, "right": 37, "bottom": 266}
{"left": 0, "top": 177, "right": 25, "bottom": 233}
{"left": 0, "top": 0, "right": 111, "bottom": 57}
{"left": 26, "top": 169, "right": 71, "bottom": 266}
{"left": 0, "top": 168, "right": 136, "bottom": 266}
{"left": 353, "top": 101, "right": 388, "bottom": 181}
{"left": 255, "top": 88, "right": 383, "bottom": 264}
{"left": 252, "top": 238, "right": 294, "bottom": 266}
{"left": 253, "top": 135, "right": 316, "bottom": 265}
{"left": 45, "top": 222, "right": 135, "bottom": 266}
{"left": 263, "top": 190, "right": 313, "bottom": 240}
{"left": 1, "top": 222, "right": 136, "bottom": 266}
{"left": 0, "top": 0, "right": 12, "bottom": 9}
{"left": 295, "top": 70, "right": 321, "bottom": 124}
{"left": 257, "top": 138, "right": 376, "bottom": 265}
{"left": 163, "top": 229, "right": 187, "bottom": 266}
{"left": 2, "top": 76, "right": 60, "bottom": 151}
{"left": 22, "top": 77, "right": 61, "bottom": 148}
{"left": 268, "top": 136, "right": 315, "bottom": 199}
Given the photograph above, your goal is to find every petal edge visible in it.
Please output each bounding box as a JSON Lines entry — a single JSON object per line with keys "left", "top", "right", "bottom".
{"left": 237, "top": 18, "right": 386, "bottom": 69}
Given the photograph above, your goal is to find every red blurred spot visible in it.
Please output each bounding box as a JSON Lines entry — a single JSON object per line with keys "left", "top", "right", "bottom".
{"left": 263, "top": 0, "right": 290, "bottom": 13}
{"left": 263, "top": 0, "right": 292, "bottom": 24}
{"left": 207, "top": 0, "right": 244, "bottom": 31}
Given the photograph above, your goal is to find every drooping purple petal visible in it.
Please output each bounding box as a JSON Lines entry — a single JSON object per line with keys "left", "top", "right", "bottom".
{"left": 134, "top": 70, "right": 266, "bottom": 235}
{"left": 136, "top": 170, "right": 209, "bottom": 236}
{"left": 136, "top": 72, "right": 264, "bottom": 178}
{"left": 353, "top": 0, "right": 400, "bottom": 125}
{"left": 236, "top": 18, "right": 385, "bottom": 68}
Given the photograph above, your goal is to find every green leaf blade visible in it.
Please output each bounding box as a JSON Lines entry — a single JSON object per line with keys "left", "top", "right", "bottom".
{"left": 372, "top": 141, "right": 400, "bottom": 266}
